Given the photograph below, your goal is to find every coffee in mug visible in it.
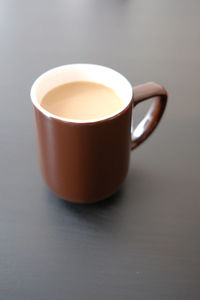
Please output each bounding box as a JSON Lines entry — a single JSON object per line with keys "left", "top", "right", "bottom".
{"left": 31, "top": 64, "right": 167, "bottom": 204}
{"left": 40, "top": 81, "right": 124, "bottom": 120}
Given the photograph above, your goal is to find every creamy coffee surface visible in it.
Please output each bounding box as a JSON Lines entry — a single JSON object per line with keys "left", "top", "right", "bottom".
{"left": 40, "top": 81, "right": 124, "bottom": 120}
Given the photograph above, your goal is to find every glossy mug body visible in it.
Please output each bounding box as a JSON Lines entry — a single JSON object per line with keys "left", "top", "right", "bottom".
{"left": 31, "top": 64, "right": 167, "bottom": 203}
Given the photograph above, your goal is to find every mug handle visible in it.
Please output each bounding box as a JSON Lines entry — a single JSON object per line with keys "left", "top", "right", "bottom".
{"left": 131, "top": 82, "right": 168, "bottom": 150}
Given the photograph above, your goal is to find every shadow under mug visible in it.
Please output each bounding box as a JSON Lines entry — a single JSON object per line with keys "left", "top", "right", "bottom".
{"left": 31, "top": 64, "right": 168, "bottom": 204}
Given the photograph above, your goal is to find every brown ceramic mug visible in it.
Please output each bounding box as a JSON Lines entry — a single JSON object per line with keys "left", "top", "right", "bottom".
{"left": 31, "top": 64, "right": 167, "bottom": 204}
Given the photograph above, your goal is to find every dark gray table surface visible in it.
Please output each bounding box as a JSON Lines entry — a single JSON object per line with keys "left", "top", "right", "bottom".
{"left": 1, "top": 0, "right": 200, "bottom": 299}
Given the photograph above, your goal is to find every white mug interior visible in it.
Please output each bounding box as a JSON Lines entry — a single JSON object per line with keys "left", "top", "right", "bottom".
{"left": 30, "top": 64, "right": 133, "bottom": 123}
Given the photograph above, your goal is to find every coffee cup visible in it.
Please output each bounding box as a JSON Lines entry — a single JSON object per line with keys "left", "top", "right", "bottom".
{"left": 31, "top": 64, "right": 167, "bottom": 203}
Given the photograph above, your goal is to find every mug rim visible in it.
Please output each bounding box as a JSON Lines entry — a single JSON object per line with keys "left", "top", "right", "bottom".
{"left": 30, "top": 63, "right": 133, "bottom": 124}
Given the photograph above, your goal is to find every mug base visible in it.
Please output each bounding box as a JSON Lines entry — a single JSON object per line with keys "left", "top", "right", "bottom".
{"left": 47, "top": 182, "right": 124, "bottom": 204}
